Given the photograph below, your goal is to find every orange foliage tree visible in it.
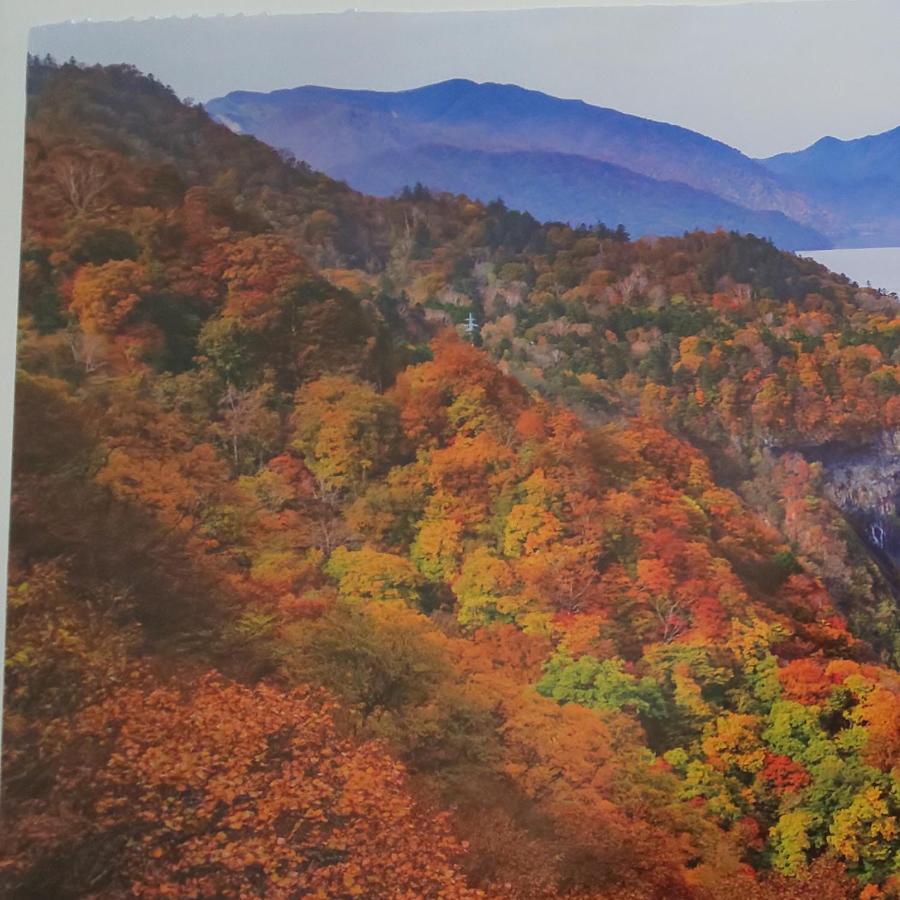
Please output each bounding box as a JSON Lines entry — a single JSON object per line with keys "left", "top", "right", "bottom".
{"left": 46, "top": 674, "right": 480, "bottom": 898}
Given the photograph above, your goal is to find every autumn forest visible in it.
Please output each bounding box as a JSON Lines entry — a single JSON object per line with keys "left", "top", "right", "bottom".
{"left": 1, "top": 59, "right": 899, "bottom": 898}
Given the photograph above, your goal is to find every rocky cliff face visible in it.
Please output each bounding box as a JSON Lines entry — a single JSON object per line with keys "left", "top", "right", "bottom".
{"left": 817, "top": 430, "right": 900, "bottom": 564}
{"left": 743, "top": 435, "right": 900, "bottom": 664}
{"left": 798, "top": 432, "right": 900, "bottom": 663}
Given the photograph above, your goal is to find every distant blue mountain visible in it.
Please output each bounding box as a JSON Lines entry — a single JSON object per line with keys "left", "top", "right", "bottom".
{"left": 762, "top": 127, "right": 900, "bottom": 248}
{"left": 339, "top": 143, "right": 828, "bottom": 250}
{"left": 207, "top": 79, "right": 834, "bottom": 249}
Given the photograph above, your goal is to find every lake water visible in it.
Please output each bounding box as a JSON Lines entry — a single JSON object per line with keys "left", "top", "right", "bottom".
{"left": 797, "top": 247, "right": 900, "bottom": 297}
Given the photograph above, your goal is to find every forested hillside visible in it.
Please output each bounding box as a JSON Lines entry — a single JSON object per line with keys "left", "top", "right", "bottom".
{"left": 3, "top": 59, "right": 899, "bottom": 898}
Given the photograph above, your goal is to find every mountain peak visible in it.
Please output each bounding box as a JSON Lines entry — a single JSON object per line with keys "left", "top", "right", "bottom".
{"left": 408, "top": 77, "right": 478, "bottom": 92}
{"left": 761, "top": 123, "right": 900, "bottom": 246}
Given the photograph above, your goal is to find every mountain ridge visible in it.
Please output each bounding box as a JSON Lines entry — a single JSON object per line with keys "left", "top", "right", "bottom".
{"left": 762, "top": 125, "right": 900, "bottom": 246}
{"left": 333, "top": 140, "right": 828, "bottom": 249}
{"left": 206, "top": 78, "right": 831, "bottom": 249}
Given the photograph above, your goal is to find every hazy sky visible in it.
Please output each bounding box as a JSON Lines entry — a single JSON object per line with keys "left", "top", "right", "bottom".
{"left": 27, "top": 0, "right": 899, "bottom": 157}
{"left": 13, "top": 0, "right": 848, "bottom": 18}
